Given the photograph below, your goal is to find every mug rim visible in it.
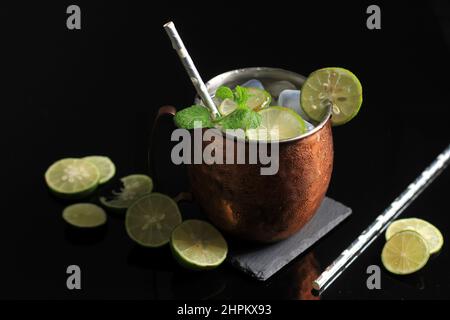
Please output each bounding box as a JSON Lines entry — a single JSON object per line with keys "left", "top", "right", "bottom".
{"left": 196, "top": 67, "right": 332, "bottom": 144}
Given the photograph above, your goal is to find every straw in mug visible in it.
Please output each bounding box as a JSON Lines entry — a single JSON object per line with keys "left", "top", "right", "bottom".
{"left": 163, "top": 21, "right": 220, "bottom": 118}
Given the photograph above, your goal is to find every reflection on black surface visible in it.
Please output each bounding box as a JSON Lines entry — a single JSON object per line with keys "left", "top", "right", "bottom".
{"left": 171, "top": 269, "right": 227, "bottom": 300}
{"left": 267, "top": 252, "right": 320, "bottom": 300}
{"left": 64, "top": 224, "right": 107, "bottom": 246}
{"left": 127, "top": 244, "right": 177, "bottom": 272}
{"left": 386, "top": 270, "right": 427, "bottom": 291}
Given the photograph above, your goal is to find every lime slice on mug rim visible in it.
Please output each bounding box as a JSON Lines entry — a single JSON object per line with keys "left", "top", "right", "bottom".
{"left": 301, "top": 67, "right": 362, "bottom": 126}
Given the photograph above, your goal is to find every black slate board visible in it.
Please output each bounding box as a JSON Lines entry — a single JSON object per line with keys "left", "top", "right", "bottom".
{"left": 228, "top": 197, "right": 352, "bottom": 281}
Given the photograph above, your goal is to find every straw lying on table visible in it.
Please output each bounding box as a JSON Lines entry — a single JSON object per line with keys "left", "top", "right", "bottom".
{"left": 313, "top": 144, "right": 450, "bottom": 293}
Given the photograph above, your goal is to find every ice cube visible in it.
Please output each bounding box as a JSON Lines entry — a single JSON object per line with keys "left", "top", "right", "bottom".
{"left": 242, "top": 79, "right": 264, "bottom": 90}
{"left": 265, "top": 80, "right": 297, "bottom": 98}
{"left": 278, "top": 89, "right": 310, "bottom": 121}
{"left": 304, "top": 120, "right": 315, "bottom": 132}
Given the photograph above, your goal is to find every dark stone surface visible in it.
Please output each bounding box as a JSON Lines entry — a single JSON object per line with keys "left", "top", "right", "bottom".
{"left": 229, "top": 197, "right": 352, "bottom": 281}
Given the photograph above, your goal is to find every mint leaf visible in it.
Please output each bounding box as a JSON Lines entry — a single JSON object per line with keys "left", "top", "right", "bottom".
{"left": 216, "top": 106, "right": 261, "bottom": 130}
{"left": 174, "top": 105, "right": 214, "bottom": 129}
{"left": 215, "top": 86, "right": 234, "bottom": 100}
{"left": 233, "top": 86, "right": 250, "bottom": 107}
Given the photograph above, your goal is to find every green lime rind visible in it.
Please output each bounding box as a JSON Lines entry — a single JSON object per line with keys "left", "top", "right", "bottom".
{"left": 62, "top": 203, "right": 107, "bottom": 228}
{"left": 301, "top": 67, "right": 362, "bottom": 126}
{"left": 381, "top": 230, "right": 430, "bottom": 275}
{"left": 83, "top": 156, "right": 116, "bottom": 184}
{"left": 170, "top": 219, "right": 228, "bottom": 270}
{"left": 45, "top": 158, "right": 100, "bottom": 199}
{"left": 125, "top": 193, "right": 182, "bottom": 248}
{"left": 100, "top": 174, "right": 153, "bottom": 210}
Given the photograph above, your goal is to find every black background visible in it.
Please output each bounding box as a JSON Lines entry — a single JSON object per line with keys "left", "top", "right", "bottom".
{"left": 1, "top": 1, "right": 449, "bottom": 300}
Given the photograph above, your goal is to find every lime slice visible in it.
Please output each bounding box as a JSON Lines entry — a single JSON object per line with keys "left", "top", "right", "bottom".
{"left": 100, "top": 174, "right": 153, "bottom": 210}
{"left": 45, "top": 158, "right": 100, "bottom": 199}
{"left": 63, "top": 203, "right": 107, "bottom": 228}
{"left": 246, "top": 106, "right": 306, "bottom": 141}
{"left": 218, "top": 88, "right": 271, "bottom": 116}
{"left": 381, "top": 230, "right": 430, "bottom": 275}
{"left": 301, "top": 67, "right": 362, "bottom": 126}
{"left": 83, "top": 156, "right": 116, "bottom": 184}
{"left": 170, "top": 220, "right": 228, "bottom": 270}
{"left": 386, "top": 218, "right": 444, "bottom": 254}
{"left": 125, "top": 193, "right": 182, "bottom": 247}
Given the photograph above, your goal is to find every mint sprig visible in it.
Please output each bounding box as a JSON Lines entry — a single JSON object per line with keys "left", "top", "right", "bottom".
{"left": 174, "top": 85, "right": 262, "bottom": 130}
{"left": 174, "top": 105, "right": 214, "bottom": 129}
{"left": 215, "top": 85, "right": 260, "bottom": 130}
{"left": 215, "top": 86, "right": 234, "bottom": 100}
{"left": 216, "top": 107, "right": 261, "bottom": 130}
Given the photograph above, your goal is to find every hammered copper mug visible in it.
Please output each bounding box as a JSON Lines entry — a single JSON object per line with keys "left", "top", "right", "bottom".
{"left": 154, "top": 68, "right": 333, "bottom": 243}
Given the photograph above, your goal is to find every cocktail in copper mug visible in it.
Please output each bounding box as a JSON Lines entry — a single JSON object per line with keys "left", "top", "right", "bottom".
{"left": 156, "top": 67, "right": 333, "bottom": 243}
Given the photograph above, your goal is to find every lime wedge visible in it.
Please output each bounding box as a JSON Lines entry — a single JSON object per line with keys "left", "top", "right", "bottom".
{"left": 125, "top": 193, "right": 182, "bottom": 247}
{"left": 83, "top": 156, "right": 116, "bottom": 184}
{"left": 381, "top": 230, "right": 429, "bottom": 275}
{"left": 386, "top": 218, "right": 444, "bottom": 254}
{"left": 170, "top": 220, "right": 228, "bottom": 270}
{"left": 100, "top": 174, "right": 153, "bottom": 210}
{"left": 45, "top": 158, "right": 100, "bottom": 199}
{"left": 218, "top": 88, "right": 271, "bottom": 116}
{"left": 301, "top": 67, "right": 362, "bottom": 126}
{"left": 63, "top": 203, "right": 107, "bottom": 228}
{"left": 246, "top": 106, "right": 306, "bottom": 141}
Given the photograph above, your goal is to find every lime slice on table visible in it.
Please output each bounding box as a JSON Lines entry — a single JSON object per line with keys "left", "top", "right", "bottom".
{"left": 100, "top": 174, "right": 153, "bottom": 210}
{"left": 246, "top": 106, "right": 306, "bottom": 140}
{"left": 386, "top": 218, "right": 444, "bottom": 254}
{"left": 63, "top": 203, "right": 107, "bottom": 228}
{"left": 45, "top": 158, "right": 100, "bottom": 199}
{"left": 125, "top": 193, "right": 182, "bottom": 247}
{"left": 301, "top": 67, "right": 362, "bottom": 126}
{"left": 83, "top": 156, "right": 116, "bottom": 184}
{"left": 170, "top": 220, "right": 228, "bottom": 270}
{"left": 218, "top": 88, "right": 271, "bottom": 116}
{"left": 381, "top": 230, "right": 430, "bottom": 275}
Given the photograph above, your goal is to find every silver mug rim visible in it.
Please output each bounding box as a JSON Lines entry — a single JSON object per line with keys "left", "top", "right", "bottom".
{"left": 195, "top": 67, "right": 332, "bottom": 144}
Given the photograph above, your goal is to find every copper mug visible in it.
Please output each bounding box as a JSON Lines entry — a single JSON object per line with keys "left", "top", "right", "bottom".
{"left": 157, "top": 68, "right": 333, "bottom": 243}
